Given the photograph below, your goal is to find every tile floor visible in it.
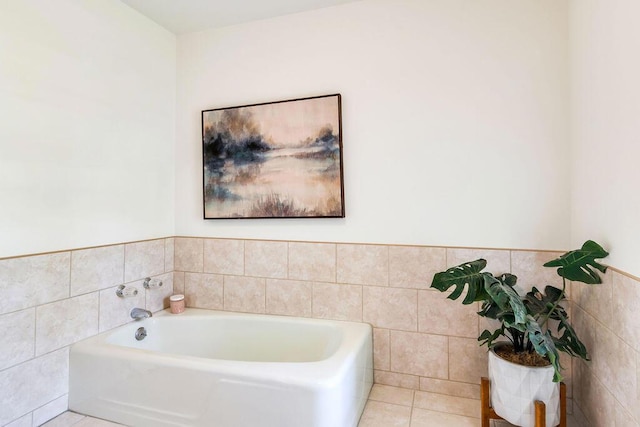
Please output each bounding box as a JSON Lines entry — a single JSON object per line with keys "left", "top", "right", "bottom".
{"left": 41, "top": 384, "right": 580, "bottom": 427}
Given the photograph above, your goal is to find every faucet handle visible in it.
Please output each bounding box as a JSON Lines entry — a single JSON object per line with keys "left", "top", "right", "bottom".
{"left": 143, "top": 277, "right": 163, "bottom": 289}
{"left": 116, "top": 285, "right": 138, "bottom": 298}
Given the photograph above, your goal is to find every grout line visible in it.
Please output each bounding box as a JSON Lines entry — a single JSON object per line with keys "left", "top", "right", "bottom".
{"left": 446, "top": 336, "right": 450, "bottom": 382}
{"left": 200, "top": 238, "right": 204, "bottom": 274}
{"left": 67, "top": 251, "right": 73, "bottom": 299}
{"left": 335, "top": 243, "right": 339, "bottom": 284}
{"left": 122, "top": 243, "right": 127, "bottom": 285}
{"left": 31, "top": 307, "right": 37, "bottom": 361}
{"left": 242, "top": 239, "right": 246, "bottom": 276}
{"left": 163, "top": 237, "right": 167, "bottom": 274}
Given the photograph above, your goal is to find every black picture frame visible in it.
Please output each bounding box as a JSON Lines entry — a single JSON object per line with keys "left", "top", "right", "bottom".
{"left": 202, "top": 94, "right": 344, "bottom": 219}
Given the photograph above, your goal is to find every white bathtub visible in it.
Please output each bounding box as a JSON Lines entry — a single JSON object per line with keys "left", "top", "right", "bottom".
{"left": 69, "top": 308, "right": 373, "bottom": 427}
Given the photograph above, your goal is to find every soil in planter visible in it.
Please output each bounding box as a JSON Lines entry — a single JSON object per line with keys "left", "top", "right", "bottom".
{"left": 495, "top": 345, "right": 551, "bottom": 367}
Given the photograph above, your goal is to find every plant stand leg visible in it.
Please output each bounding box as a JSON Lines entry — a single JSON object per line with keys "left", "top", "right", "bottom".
{"left": 481, "top": 377, "right": 502, "bottom": 427}
{"left": 535, "top": 401, "right": 546, "bottom": 427}
{"left": 481, "top": 377, "right": 567, "bottom": 427}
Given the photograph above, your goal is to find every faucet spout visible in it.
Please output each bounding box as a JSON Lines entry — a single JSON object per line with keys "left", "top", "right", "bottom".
{"left": 131, "top": 307, "right": 152, "bottom": 320}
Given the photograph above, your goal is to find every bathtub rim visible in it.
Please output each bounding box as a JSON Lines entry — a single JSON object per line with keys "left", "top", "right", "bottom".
{"left": 71, "top": 307, "right": 372, "bottom": 388}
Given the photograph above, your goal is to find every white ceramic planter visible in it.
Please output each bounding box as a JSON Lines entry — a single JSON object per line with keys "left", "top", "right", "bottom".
{"left": 488, "top": 343, "right": 560, "bottom": 427}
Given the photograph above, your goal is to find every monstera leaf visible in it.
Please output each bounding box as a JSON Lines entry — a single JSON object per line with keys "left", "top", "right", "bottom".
{"left": 553, "top": 311, "right": 589, "bottom": 360}
{"left": 543, "top": 240, "right": 609, "bottom": 284}
{"left": 526, "top": 319, "right": 563, "bottom": 382}
{"left": 479, "top": 327, "right": 505, "bottom": 348}
{"left": 524, "top": 286, "right": 567, "bottom": 320}
{"left": 430, "top": 259, "right": 491, "bottom": 304}
{"left": 484, "top": 274, "right": 526, "bottom": 325}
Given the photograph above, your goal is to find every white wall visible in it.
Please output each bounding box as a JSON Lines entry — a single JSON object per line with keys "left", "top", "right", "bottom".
{"left": 0, "top": 0, "right": 176, "bottom": 258}
{"left": 570, "top": 0, "right": 640, "bottom": 277}
{"left": 176, "top": 0, "right": 570, "bottom": 251}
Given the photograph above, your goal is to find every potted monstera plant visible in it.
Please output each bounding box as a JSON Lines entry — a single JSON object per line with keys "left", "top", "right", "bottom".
{"left": 430, "top": 240, "right": 608, "bottom": 427}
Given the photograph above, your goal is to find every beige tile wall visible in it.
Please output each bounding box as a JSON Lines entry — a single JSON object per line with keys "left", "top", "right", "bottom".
{"left": 0, "top": 238, "right": 174, "bottom": 427}
{"left": 2, "top": 236, "right": 635, "bottom": 427}
{"left": 572, "top": 268, "right": 640, "bottom": 427}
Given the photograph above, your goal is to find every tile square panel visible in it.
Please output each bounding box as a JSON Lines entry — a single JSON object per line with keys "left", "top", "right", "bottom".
{"left": 418, "top": 290, "right": 477, "bottom": 338}
{"left": 312, "top": 282, "right": 362, "bottom": 321}
{"left": 611, "top": 271, "right": 640, "bottom": 352}
{"left": 174, "top": 238, "right": 204, "bottom": 272}
{"left": 124, "top": 239, "right": 165, "bottom": 283}
{"left": 71, "top": 245, "right": 124, "bottom": 296}
{"left": 448, "top": 336, "right": 488, "bottom": 384}
{"left": 265, "top": 279, "right": 312, "bottom": 317}
{"left": 592, "top": 323, "right": 637, "bottom": 418}
{"left": 184, "top": 272, "right": 223, "bottom": 310}
{"left": 390, "top": 330, "right": 448, "bottom": 378}
{"left": 363, "top": 286, "right": 417, "bottom": 331}
{"left": 36, "top": 293, "right": 99, "bottom": 355}
{"left": 0, "top": 348, "right": 69, "bottom": 426}
{"left": 389, "top": 246, "right": 446, "bottom": 289}
{"left": 244, "top": 240, "right": 287, "bottom": 279}
{"left": 413, "top": 390, "right": 480, "bottom": 418}
{"left": 0, "top": 308, "right": 35, "bottom": 370}
{"left": 357, "top": 401, "right": 411, "bottom": 427}
{"left": 570, "top": 267, "right": 613, "bottom": 327}
{"left": 0, "top": 252, "right": 70, "bottom": 314}
{"left": 288, "top": 242, "right": 336, "bottom": 282}
{"left": 337, "top": 244, "right": 388, "bottom": 286}
{"left": 203, "top": 239, "right": 244, "bottom": 275}
{"left": 223, "top": 275, "right": 265, "bottom": 313}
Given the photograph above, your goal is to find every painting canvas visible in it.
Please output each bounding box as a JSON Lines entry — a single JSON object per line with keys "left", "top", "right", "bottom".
{"left": 202, "top": 94, "right": 344, "bottom": 219}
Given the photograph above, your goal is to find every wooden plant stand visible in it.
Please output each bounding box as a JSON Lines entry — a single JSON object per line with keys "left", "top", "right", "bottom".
{"left": 481, "top": 377, "right": 566, "bottom": 427}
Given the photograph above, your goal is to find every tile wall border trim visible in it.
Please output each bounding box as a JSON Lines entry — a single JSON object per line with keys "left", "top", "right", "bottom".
{"left": 5, "top": 235, "right": 636, "bottom": 282}
{"left": 0, "top": 236, "right": 175, "bottom": 261}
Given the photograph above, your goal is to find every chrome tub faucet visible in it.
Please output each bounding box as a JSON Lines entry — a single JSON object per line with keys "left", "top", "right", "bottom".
{"left": 131, "top": 307, "right": 152, "bottom": 320}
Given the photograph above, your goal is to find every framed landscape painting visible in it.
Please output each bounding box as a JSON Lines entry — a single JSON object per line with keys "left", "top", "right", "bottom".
{"left": 202, "top": 94, "right": 344, "bottom": 219}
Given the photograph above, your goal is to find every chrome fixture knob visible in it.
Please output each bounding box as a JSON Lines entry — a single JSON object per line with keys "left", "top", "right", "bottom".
{"left": 143, "top": 277, "right": 163, "bottom": 289}
{"left": 116, "top": 285, "right": 138, "bottom": 298}
{"left": 135, "top": 327, "right": 147, "bottom": 341}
